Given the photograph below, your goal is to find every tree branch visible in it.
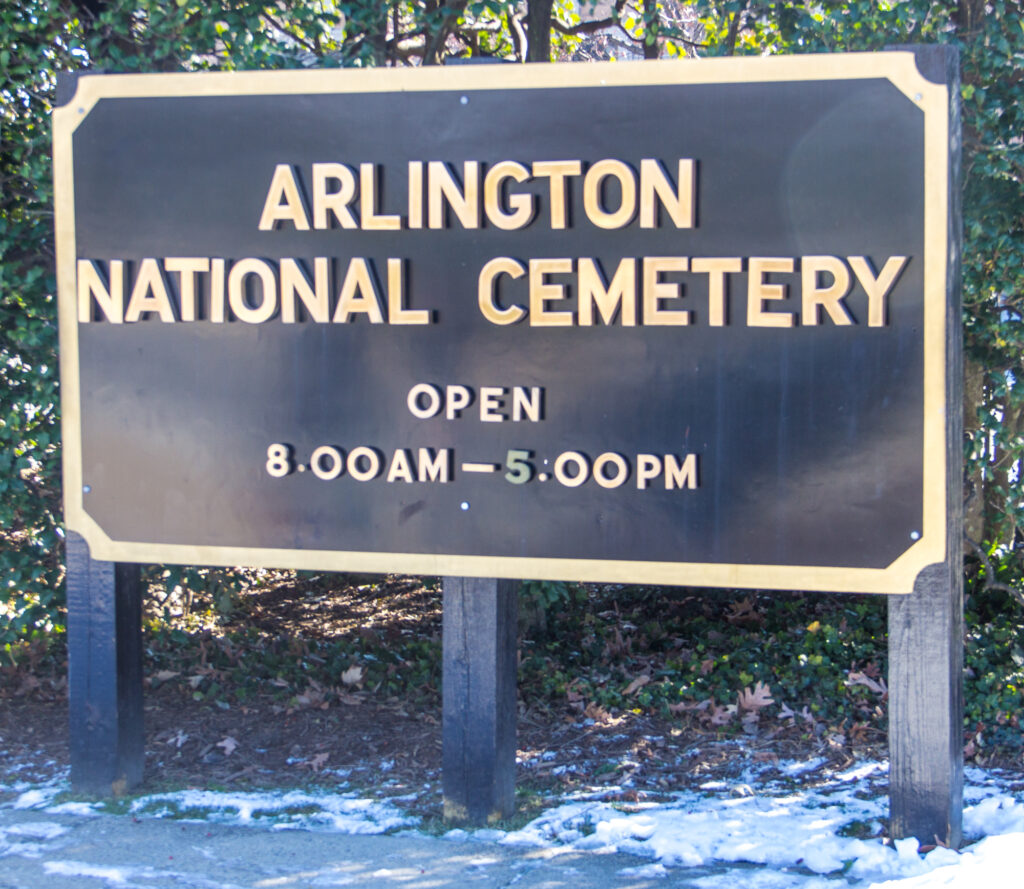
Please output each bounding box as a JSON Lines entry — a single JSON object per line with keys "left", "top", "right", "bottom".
{"left": 725, "top": 0, "right": 749, "bottom": 56}
{"left": 965, "top": 535, "right": 1024, "bottom": 609}
{"left": 260, "top": 11, "right": 319, "bottom": 55}
{"left": 423, "top": 1, "right": 469, "bottom": 64}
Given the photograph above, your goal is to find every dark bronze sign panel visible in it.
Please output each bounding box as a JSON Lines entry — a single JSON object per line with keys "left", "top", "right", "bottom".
{"left": 55, "top": 55, "right": 950, "bottom": 592}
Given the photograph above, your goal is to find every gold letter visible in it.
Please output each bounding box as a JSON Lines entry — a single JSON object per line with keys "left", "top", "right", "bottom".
{"left": 312, "top": 163, "right": 357, "bottom": 229}
{"left": 77, "top": 259, "right": 123, "bottom": 323}
{"left": 478, "top": 257, "right": 526, "bottom": 325}
{"left": 640, "top": 159, "right": 695, "bottom": 229}
{"left": 512, "top": 387, "right": 543, "bottom": 422}
{"left": 428, "top": 161, "right": 480, "bottom": 229}
{"left": 691, "top": 257, "right": 741, "bottom": 327}
{"left": 386, "top": 449, "right": 415, "bottom": 483}
{"left": 747, "top": 258, "right": 795, "bottom": 328}
{"left": 637, "top": 454, "right": 661, "bottom": 489}
{"left": 801, "top": 255, "right": 853, "bottom": 325}
{"left": 125, "top": 258, "right": 176, "bottom": 323}
{"left": 408, "top": 161, "right": 424, "bottom": 229}
{"left": 228, "top": 258, "right": 278, "bottom": 324}
{"left": 849, "top": 255, "right": 908, "bottom": 327}
{"left": 578, "top": 257, "right": 636, "bottom": 326}
{"left": 665, "top": 454, "right": 699, "bottom": 489}
{"left": 387, "top": 258, "right": 429, "bottom": 325}
{"left": 480, "top": 387, "right": 506, "bottom": 422}
{"left": 642, "top": 257, "right": 690, "bottom": 326}
{"left": 258, "top": 164, "right": 310, "bottom": 230}
{"left": 359, "top": 163, "right": 402, "bottom": 231}
{"left": 418, "top": 448, "right": 451, "bottom": 483}
{"left": 334, "top": 258, "right": 385, "bottom": 323}
{"left": 210, "top": 258, "right": 226, "bottom": 323}
{"left": 529, "top": 258, "right": 574, "bottom": 327}
{"left": 484, "top": 161, "right": 534, "bottom": 230}
{"left": 583, "top": 159, "right": 636, "bottom": 229}
{"left": 281, "top": 257, "right": 329, "bottom": 323}
{"left": 531, "top": 160, "right": 581, "bottom": 229}
{"left": 164, "top": 257, "right": 209, "bottom": 322}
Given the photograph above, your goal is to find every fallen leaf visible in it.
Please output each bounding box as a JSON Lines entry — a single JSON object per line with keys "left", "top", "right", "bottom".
{"left": 623, "top": 674, "right": 651, "bottom": 696}
{"left": 152, "top": 670, "right": 180, "bottom": 683}
{"left": 699, "top": 658, "right": 715, "bottom": 676}
{"left": 341, "top": 664, "right": 364, "bottom": 687}
{"left": 168, "top": 729, "right": 188, "bottom": 748}
{"left": 806, "top": 621, "right": 821, "bottom": 633}
{"left": 725, "top": 597, "right": 762, "bottom": 624}
{"left": 846, "top": 671, "right": 888, "bottom": 696}
{"left": 708, "top": 703, "right": 737, "bottom": 726}
{"left": 298, "top": 752, "right": 330, "bottom": 772}
{"left": 737, "top": 681, "right": 774, "bottom": 712}
{"left": 216, "top": 736, "right": 238, "bottom": 756}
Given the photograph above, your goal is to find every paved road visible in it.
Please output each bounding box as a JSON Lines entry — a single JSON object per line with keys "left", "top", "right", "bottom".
{"left": 0, "top": 806, "right": 744, "bottom": 889}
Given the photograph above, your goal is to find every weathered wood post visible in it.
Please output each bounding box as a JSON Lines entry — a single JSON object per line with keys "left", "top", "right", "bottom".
{"left": 442, "top": 577, "right": 517, "bottom": 824}
{"left": 66, "top": 531, "right": 144, "bottom": 796}
{"left": 887, "top": 43, "right": 963, "bottom": 847}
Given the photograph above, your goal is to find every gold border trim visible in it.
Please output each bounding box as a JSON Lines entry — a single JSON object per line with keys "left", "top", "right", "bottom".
{"left": 54, "top": 52, "right": 948, "bottom": 594}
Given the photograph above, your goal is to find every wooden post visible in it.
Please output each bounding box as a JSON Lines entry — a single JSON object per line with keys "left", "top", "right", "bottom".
{"left": 887, "top": 43, "right": 963, "bottom": 847}
{"left": 442, "top": 577, "right": 517, "bottom": 824}
{"left": 66, "top": 531, "right": 144, "bottom": 796}
{"left": 889, "top": 566, "right": 963, "bottom": 846}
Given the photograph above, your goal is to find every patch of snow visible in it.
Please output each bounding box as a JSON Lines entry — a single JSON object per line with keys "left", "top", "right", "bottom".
{"left": 490, "top": 761, "right": 1024, "bottom": 886}
{"left": 13, "top": 788, "right": 59, "bottom": 809}
{"left": 44, "top": 860, "right": 135, "bottom": 884}
{"left": 5, "top": 821, "right": 68, "bottom": 840}
{"left": 3, "top": 769, "right": 69, "bottom": 811}
{"left": 0, "top": 820, "right": 70, "bottom": 861}
{"left": 833, "top": 761, "right": 889, "bottom": 782}
{"left": 693, "top": 871, "right": 834, "bottom": 888}
{"left": 778, "top": 757, "right": 827, "bottom": 776}
{"left": 866, "top": 833, "right": 1021, "bottom": 888}
{"left": 128, "top": 788, "right": 417, "bottom": 834}
{"left": 963, "top": 794, "right": 1024, "bottom": 838}
{"left": 619, "top": 861, "right": 670, "bottom": 878}
{"left": 47, "top": 800, "right": 103, "bottom": 816}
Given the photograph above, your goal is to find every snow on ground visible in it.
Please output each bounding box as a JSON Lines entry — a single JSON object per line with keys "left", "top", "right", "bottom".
{"left": 481, "top": 762, "right": 1024, "bottom": 887}
{"left": 2, "top": 756, "right": 1023, "bottom": 887}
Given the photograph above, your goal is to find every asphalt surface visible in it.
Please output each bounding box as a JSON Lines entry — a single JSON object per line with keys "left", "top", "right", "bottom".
{"left": 0, "top": 805, "right": 745, "bottom": 889}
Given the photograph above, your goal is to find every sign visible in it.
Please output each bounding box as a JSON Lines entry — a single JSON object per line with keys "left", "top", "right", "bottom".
{"left": 54, "top": 53, "right": 950, "bottom": 592}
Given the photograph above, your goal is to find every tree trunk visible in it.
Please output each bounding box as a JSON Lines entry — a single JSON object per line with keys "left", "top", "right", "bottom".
{"left": 526, "top": 0, "right": 554, "bottom": 62}
{"left": 643, "top": 0, "right": 660, "bottom": 59}
{"left": 963, "top": 356, "right": 986, "bottom": 547}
